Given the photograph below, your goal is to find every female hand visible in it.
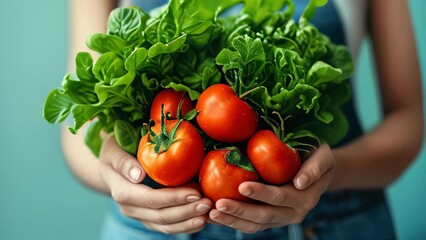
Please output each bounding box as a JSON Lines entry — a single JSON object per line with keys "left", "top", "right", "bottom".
{"left": 99, "top": 136, "right": 213, "bottom": 234}
{"left": 208, "top": 144, "right": 335, "bottom": 233}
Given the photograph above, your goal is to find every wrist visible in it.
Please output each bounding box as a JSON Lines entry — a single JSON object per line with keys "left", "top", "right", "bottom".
{"left": 327, "top": 147, "right": 347, "bottom": 191}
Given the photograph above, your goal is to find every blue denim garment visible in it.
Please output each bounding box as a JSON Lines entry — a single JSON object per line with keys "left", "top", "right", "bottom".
{"left": 101, "top": 198, "right": 395, "bottom": 240}
{"left": 101, "top": 0, "right": 396, "bottom": 239}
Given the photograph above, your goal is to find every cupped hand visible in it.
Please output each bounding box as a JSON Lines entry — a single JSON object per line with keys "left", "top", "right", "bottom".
{"left": 208, "top": 144, "right": 335, "bottom": 233}
{"left": 99, "top": 136, "right": 213, "bottom": 234}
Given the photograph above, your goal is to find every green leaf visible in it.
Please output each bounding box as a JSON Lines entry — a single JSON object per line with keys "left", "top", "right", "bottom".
{"left": 148, "top": 34, "right": 187, "bottom": 59}
{"left": 141, "top": 73, "right": 160, "bottom": 91}
{"left": 107, "top": 7, "right": 150, "bottom": 48}
{"left": 216, "top": 35, "right": 267, "bottom": 93}
{"left": 285, "top": 129, "right": 320, "bottom": 150}
{"left": 62, "top": 73, "right": 98, "bottom": 104}
{"left": 306, "top": 61, "right": 342, "bottom": 86}
{"left": 327, "top": 45, "right": 354, "bottom": 81}
{"left": 268, "top": 83, "right": 320, "bottom": 115}
{"left": 166, "top": 82, "right": 200, "bottom": 100}
{"left": 75, "top": 52, "right": 96, "bottom": 82}
{"left": 301, "top": 107, "right": 349, "bottom": 146}
{"left": 43, "top": 88, "right": 73, "bottom": 124}
{"left": 111, "top": 71, "right": 136, "bottom": 86}
{"left": 216, "top": 49, "right": 239, "bottom": 65}
{"left": 114, "top": 120, "right": 139, "bottom": 155}
{"left": 85, "top": 120, "right": 104, "bottom": 157}
{"left": 69, "top": 105, "right": 104, "bottom": 133}
{"left": 232, "top": 36, "right": 266, "bottom": 68}
{"left": 201, "top": 64, "right": 221, "bottom": 90}
{"left": 243, "top": 0, "right": 293, "bottom": 25}
{"left": 94, "top": 83, "right": 128, "bottom": 106}
{"left": 182, "top": 109, "right": 197, "bottom": 121}
{"left": 92, "top": 52, "right": 127, "bottom": 84}
{"left": 301, "top": 0, "right": 328, "bottom": 21}
{"left": 86, "top": 33, "right": 127, "bottom": 54}
{"left": 124, "top": 47, "right": 148, "bottom": 71}
{"left": 146, "top": 0, "right": 240, "bottom": 46}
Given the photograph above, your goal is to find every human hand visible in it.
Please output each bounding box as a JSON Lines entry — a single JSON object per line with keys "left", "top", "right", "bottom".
{"left": 208, "top": 144, "right": 335, "bottom": 233}
{"left": 99, "top": 136, "right": 213, "bottom": 234}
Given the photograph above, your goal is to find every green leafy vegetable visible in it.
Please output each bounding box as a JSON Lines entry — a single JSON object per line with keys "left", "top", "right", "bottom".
{"left": 43, "top": 0, "right": 354, "bottom": 155}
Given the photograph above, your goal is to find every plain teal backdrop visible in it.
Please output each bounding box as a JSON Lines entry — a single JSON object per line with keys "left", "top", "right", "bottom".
{"left": 0, "top": 1, "right": 424, "bottom": 239}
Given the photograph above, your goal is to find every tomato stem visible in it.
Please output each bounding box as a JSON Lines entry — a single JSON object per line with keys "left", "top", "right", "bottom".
{"left": 176, "top": 92, "right": 187, "bottom": 120}
{"left": 239, "top": 86, "right": 264, "bottom": 99}
{"left": 150, "top": 104, "right": 183, "bottom": 154}
{"left": 261, "top": 112, "right": 292, "bottom": 142}
{"left": 224, "top": 147, "right": 256, "bottom": 172}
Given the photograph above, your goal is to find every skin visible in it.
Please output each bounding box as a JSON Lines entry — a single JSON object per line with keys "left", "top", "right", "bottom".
{"left": 63, "top": 0, "right": 423, "bottom": 235}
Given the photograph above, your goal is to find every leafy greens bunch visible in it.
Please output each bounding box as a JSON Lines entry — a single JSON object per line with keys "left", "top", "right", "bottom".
{"left": 43, "top": 0, "right": 353, "bottom": 156}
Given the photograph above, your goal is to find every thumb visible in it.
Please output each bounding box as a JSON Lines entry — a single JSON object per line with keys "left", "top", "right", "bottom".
{"left": 293, "top": 144, "right": 335, "bottom": 190}
{"left": 101, "top": 136, "right": 146, "bottom": 184}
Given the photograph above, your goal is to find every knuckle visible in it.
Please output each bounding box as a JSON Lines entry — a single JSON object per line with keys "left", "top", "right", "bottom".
{"left": 141, "top": 195, "right": 158, "bottom": 209}
{"left": 310, "top": 166, "right": 321, "bottom": 182}
{"left": 115, "top": 152, "right": 132, "bottom": 173}
{"left": 155, "top": 212, "right": 170, "bottom": 225}
{"left": 231, "top": 205, "right": 244, "bottom": 216}
{"left": 258, "top": 211, "right": 274, "bottom": 224}
{"left": 270, "top": 191, "right": 288, "bottom": 206}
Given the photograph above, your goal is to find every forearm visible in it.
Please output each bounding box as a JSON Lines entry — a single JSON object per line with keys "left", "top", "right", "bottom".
{"left": 329, "top": 106, "right": 423, "bottom": 191}
{"left": 328, "top": 0, "right": 424, "bottom": 191}
{"left": 61, "top": 125, "right": 110, "bottom": 194}
{"left": 61, "top": 0, "right": 118, "bottom": 193}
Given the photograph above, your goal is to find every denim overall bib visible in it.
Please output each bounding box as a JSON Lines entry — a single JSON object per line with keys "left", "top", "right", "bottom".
{"left": 101, "top": 1, "right": 396, "bottom": 239}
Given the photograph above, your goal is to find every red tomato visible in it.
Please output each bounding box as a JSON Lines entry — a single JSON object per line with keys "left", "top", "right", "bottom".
{"left": 247, "top": 130, "right": 301, "bottom": 185}
{"left": 137, "top": 119, "right": 204, "bottom": 187}
{"left": 199, "top": 149, "right": 259, "bottom": 203}
{"left": 196, "top": 84, "right": 258, "bottom": 143}
{"left": 150, "top": 89, "right": 193, "bottom": 124}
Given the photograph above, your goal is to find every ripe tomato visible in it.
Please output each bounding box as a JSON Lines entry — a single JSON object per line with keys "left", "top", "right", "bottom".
{"left": 199, "top": 149, "right": 259, "bottom": 203}
{"left": 150, "top": 89, "right": 193, "bottom": 124}
{"left": 247, "top": 130, "right": 301, "bottom": 185}
{"left": 196, "top": 84, "right": 258, "bottom": 143}
{"left": 137, "top": 119, "right": 204, "bottom": 187}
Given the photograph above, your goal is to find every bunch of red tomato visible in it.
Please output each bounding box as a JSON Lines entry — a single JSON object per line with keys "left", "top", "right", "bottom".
{"left": 137, "top": 84, "right": 301, "bottom": 203}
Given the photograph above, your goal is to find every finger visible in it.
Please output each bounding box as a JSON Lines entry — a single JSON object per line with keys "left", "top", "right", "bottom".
{"left": 144, "top": 215, "right": 208, "bottom": 235}
{"left": 120, "top": 198, "right": 212, "bottom": 224}
{"left": 110, "top": 178, "right": 203, "bottom": 209}
{"left": 293, "top": 144, "right": 335, "bottom": 190}
{"left": 100, "top": 136, "right": 145, "bottom": 183}
{"left": 238, "top": 181, "right": 298, "bottom": 207}
{"left": 214, "top": 199, "right": 298, "bottom": 225}
{"left": 209, "top": 208, "right": 273, "bottom": 234}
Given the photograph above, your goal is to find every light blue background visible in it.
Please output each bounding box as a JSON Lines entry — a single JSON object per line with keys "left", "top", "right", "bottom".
{"left": 0, "top": 1, "right": 425, "bottom": 239}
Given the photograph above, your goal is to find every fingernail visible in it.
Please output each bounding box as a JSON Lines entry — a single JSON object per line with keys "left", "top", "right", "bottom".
{"left": 196, "top": 204, "right": 211, "bottom": 213}
{"left": 217, "top": 206, "right": 227, "bottom": 212}
{"left": 129, "top": 167, "right": 141, "bottom": 181}
{"left": 240, "top": 189, "right": 252, "bottom": 196}
{"left": 210, "top": 210, "right": 220, "bottom": 220}
{"left": 296, "top": 175, "right": 308, "bottom": 189}
{"left": 186, "top": 195, "right": 201, "bottom": 203}
{"left": 193, "top": 218, "right": 204, "bottom": 227}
